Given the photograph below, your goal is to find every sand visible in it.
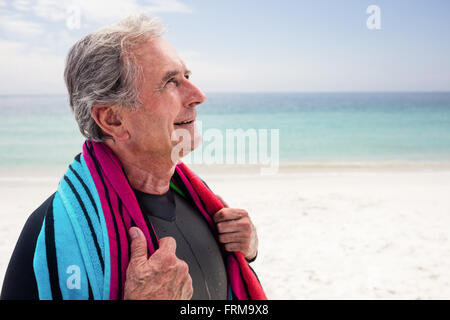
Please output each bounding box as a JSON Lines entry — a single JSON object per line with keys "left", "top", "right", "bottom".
{"left": 1, "top": 165, "right": 450, "bottom": 299}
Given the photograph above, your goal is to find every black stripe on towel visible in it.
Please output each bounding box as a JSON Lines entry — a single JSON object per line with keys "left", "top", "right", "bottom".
{"left": 117, "top": 196, "right": 132, "bottom": 263}
{"left": 69, "top": 164, "right": 100, "bottom": 221}
{"left": 88, "top": 281, "right": 94, "bottom": 300}
{"left": 44, "top": 199, "right": 63, "bottom": 300}
{"left": 142, "top": 214, "right": 160, "bottom": 252}
{"left": 116, "top": 195, "right": 131, "bottom": 265}
{"left": 85, "top": 141, "right": 122, "bottom": 299}
{"left": 107, "top": 195, "right": 122, "bottom": 299}
{"left": 63, "top": 175, "right": 105, "bottom": 274}
{"left": 116, "top": 195, "right": 127, "bottom": 231}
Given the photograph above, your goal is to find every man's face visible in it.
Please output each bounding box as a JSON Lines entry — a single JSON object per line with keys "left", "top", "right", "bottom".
{"left": 122, "top": 36, "right": 205, "bottom": 162}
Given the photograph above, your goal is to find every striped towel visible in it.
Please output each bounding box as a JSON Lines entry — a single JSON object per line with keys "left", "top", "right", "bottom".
{"left": 33, "top": 140, "right": 266, "bottom": 300}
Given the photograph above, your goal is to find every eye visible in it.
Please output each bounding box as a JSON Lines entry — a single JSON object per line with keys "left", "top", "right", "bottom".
{"left": 167, "top": 78, "right": 179, "bottom": 86}
{"left": 165, "top": 72, "right": 191, "bottom": 88}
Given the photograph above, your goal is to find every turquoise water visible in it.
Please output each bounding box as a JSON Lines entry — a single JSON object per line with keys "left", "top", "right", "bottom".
{"left": 1, "top": 92, "right": 450, "bottom": 168}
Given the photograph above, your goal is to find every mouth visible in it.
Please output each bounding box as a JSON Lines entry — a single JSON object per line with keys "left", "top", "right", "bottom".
{"left": 174, "top": 118, "right": 195, "bottom": 126}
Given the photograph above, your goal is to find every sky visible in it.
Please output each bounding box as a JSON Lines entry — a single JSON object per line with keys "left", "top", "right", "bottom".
{"left": 0, "top": 0, "right": 449, "bottom": 94}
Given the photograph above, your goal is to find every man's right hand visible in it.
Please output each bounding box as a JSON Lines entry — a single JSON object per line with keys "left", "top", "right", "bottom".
{"left": 124, "top": 227, "right": 193, "bottom": 300}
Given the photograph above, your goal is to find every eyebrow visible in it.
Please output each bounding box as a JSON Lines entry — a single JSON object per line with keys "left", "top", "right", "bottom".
{"left": 158, "top": 69, "right": 192, "bottom": 88}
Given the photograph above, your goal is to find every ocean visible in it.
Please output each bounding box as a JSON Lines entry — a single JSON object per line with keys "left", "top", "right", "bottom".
{"left": 1, "top": 92, "right": 450, "bottom": 169}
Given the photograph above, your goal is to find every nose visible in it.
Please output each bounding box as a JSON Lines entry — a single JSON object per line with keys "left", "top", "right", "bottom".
{"left": 184, "top": 80, "right": 206, "bottom": 108}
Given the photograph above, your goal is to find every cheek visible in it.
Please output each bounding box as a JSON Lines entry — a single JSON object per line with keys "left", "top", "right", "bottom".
{"left": 153, "top": 92, "right": 180, "bottom": 120}
{"left": 126, "top": 111, "right": 162, "bottom": 145}
{"left": 129, "top": 93, "right": 182, "bottom": 144}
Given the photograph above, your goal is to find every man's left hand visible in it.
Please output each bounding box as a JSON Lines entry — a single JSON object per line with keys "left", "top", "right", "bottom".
{"left": 213, "top": 195, "right": 258, "bottom": 261}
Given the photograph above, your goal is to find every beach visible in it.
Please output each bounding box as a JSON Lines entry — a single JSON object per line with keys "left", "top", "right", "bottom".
{"left": 2, "top": 164, "right": 450, "bottom": 299}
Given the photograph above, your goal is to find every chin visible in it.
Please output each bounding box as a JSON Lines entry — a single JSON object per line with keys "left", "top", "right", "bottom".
{"left": 170, "top": 125, "right": 202, "bottom": 163}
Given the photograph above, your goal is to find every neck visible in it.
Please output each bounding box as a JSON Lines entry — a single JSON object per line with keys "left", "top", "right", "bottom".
{"left": 105, "top": 140, "right": 177, "bottom": 195}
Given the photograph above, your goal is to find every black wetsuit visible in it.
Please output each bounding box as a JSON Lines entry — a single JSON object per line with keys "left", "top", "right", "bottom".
{"left": 1, "top": 188, "right": 228, "bottom": 300}
{"left": 135, "top": 188, "right": 227, "bottom": 300}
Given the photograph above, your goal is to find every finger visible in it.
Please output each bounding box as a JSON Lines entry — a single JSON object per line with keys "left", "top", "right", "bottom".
{"left": 158, "top": 236, "right": 177, "bottom": 254}
{"left": 218, "top": 231, "right": 248, "bottom": 244}
{"left": 223, "top": 242, "right": 244, "bottom": 253}
{"left": 215, "top": 194, "right": 229, "bottom": 208}
{"left": 216, "top": 219, "right": 238, "bottom": 233}
{"left": 128, "top": 227, "right": 148, "bottom": 263}
{"left": 224, "top": 243, "right": 256, "bottom": 260}
{"left": 216, "top": 217, "right": 252, "bottom": 234}
{"left": 213, "top": 208, "right": 248, "bottom": 223}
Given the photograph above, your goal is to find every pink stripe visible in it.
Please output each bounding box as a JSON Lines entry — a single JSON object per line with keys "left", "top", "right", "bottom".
{"left": 93, "top": 142, "right": 157, "bottom": 255}
{"left": 227, "top": 255, "right": 248, "bottom": 300}
{"left": 82, "top": 142, "right": 120, "bottom": 299}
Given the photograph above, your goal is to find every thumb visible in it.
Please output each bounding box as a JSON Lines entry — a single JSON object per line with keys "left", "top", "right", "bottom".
{"left": 129, "top": 227, "right": 148, "bottom": 263}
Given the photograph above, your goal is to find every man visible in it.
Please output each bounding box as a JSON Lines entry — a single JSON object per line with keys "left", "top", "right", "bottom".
{"left": 1, "top": 14, "right": 265, "bottom": 300}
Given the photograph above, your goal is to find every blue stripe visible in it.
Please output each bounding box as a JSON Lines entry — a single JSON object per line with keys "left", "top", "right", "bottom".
{"left": 33, "top": 153, "right": 111, "bottom": 300}
{"left": 58, "top": 165, "right": 104, "bottom": 299}
{"left": 80, "top": 154, "right": 111, "bottom": 299}
{"left": 33, "top": 218, "right": 52, "bottom": 300}
{"left": 52, "top": 193, "right": 90, "bottom": 299}
{"left": 63, "top": 174, "right": 104, "bottom": 272}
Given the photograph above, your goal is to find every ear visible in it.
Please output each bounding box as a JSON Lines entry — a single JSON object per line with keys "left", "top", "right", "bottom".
{"left": 91, "top": 105, "right": 130, "bottom": 141}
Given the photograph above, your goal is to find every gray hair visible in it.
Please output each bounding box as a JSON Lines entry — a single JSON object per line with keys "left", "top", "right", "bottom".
{"left": 64, "top": 13, "right": 166, "bottom": 141}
